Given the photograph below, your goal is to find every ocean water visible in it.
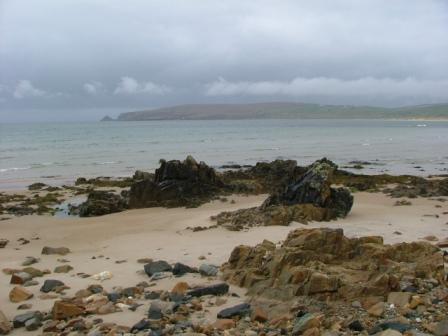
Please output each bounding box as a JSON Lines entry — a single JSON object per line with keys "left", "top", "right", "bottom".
{"left": 1, "top": 119, "right": 447, "bottom": 189}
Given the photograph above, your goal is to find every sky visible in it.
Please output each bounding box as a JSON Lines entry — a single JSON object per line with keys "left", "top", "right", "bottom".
{"left": 0, "top": 0, "right": 448, "bottom": 122}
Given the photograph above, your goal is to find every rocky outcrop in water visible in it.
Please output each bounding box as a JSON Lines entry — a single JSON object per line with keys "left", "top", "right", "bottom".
{"left": 128, "top": 156, "right": 224, "bottom": 208}
{"left": 214, "top": 158, "right": 353, "bottom": 229}
{"left": 221, "top": 228, "right": 445, "bottom": 301}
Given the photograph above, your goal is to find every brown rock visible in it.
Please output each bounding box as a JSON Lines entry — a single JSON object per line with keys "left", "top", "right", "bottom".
{"left": 41, "top": 246, "right": 70, "bottom": 255}
{"left": 303, "top": 328, "right": 321, "bottom": 336}
{"left": 387, "top": 292, "right": 411, "bottom": 307}
{"left": 252, "top": 307, "right": 268, "bottom": 322}
{"left": 172, "top": 282, "right": 189, "bottom": 295}
{"left": 367, "top": 302, "right": 384, "bottom": 317}
{"left": 97, "top": 302, "right": 115, "bottom": 315}
{"left": 10, "top": 272, "right": 32, "bottom": 285}
{"left": 0, "top": 310, "right": 12, "bottom": 335}
{"left": 9, "top": 286, "right": 33, "bottom": 303}
{"left": 306, "top": 272, "right": 339, "bottom": 294}
{"left": 52, "top": 301, "right": 84, "bottom": 320}
{"left": 212, "top": 319, "right": 235, "bottom": 330}
{"left": 54, "top": 265, "right": 73, "bottom": 273}
{"left": 22, "top": 267, "right": 43, "bottom": 277}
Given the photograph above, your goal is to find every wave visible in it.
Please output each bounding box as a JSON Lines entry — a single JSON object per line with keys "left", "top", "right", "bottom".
{"left": 0, "top": 166, "right": 31, "bottom": 173}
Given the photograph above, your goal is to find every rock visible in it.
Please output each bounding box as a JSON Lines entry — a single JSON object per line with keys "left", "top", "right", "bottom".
{"left": 348, "top": 320, "right": 365, "bottom": 331}
{"left": 434, "top": 319, "right": 448, "bottom": 336}
{"left": 387, "top": 292, "right": 411, "bottom": 307}
{"left": 23, "top": 280, "right": 39, "bottom": 287}
{"left": 144, "top": 260, "right": 172, "bottom": 276}
{"left": 91, "top": 271, "right": 113, "bottom": 281}
{"left": 374, "top": 330, "right": 403, "bottom": 336}
{"left": 217, "top": 303, "right": 251, "bottom": 318}
{"left": 263, "top": 158, "right": 353, "bottom": 217}
{"left": 22, "top": 267, "right": 43, "bottom": 277}
{"left": 371, "top": 322, "right": 412, "bottom": 334}
{"left": 97, "top": 302, "right": 115, "bottom": 315}
{"left": 54, "top": 265, "right": 73, "bottom": 273}
{"left": 9, "top": 286, "right": 33, "bottom": 303}
{"left": 17, "top": 304, "right": 32, "bottom": 310}
{"left": 76, "top": 191, "right": 128, "bottom": 217}
{"left": 292, "top": 313, "right": 321, "bottom": 335}
{"left": 221, "top": 228, "right": 444, "bottom": 301}
{"left": 13, "top": 311, "right": 42, "bottom": 328}
{"left": 147, "top": 302, "right": 163, "bottom": 320}
{"left": 172, "top": 282, "right": 189, "bottom": 295}
{"left": 151, "top": 272, "right": 171, "bottom": 281}
{"left": 21, "top": 257, "right": 39, "bottom": 266}
{"left": 40, "top": 279, "right": 65, "bottom": 293}
{"left": 251, "top": 307, "right": 268, "bottom": 322}
{"left": 41, "top": 246, "right": 70, "bottom": 255}
{"left": 10, "top": 272, "right": 32, "bottom": 285}
{"left": 172, "top": 262, "right": 197, "bottom": 276}
{"left": 128, "top": 156, "right": 224, "bottom": 208}
{"left": 0, "top": 239, "right": 8, "bottom": 249}
{"left": 187, "top": 283, "right": 229, "bottom": 297}
{"left": 28, "top": 182, "right": 47, "bottom": 190}
{"left": 24, "top": 317, "right": 41, "bottom": 331}
{"left": 52, "top": 301, "right": 85, "bottom": 320}
{"left": 368, "top": 302, "right": 385, "bottom": 317}
{"left": 212, "top": 319, "right": 235, "bottom": 330}
{"left": 199, "top": 263, "right": 219, "bottom": 276}
{"left": 0, "top": 310, "right": 11, "bottom": 335}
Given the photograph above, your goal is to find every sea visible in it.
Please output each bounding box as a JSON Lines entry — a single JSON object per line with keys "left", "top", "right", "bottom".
{"left": 1, "top": 119, "right": 447, "bottom": 190}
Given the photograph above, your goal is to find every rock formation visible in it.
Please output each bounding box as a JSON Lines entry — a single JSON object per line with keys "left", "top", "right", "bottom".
{"left": 128, "top": 156, "right": 224, "bottom": 208}
{"left": 214, "top": 158, "right": 353, "bottom": 229}
{"left": 74, "top": 191, "right": 128, "bottom": 217}
{"left": 221, "top": 228, "right": 445, "bottom": 301}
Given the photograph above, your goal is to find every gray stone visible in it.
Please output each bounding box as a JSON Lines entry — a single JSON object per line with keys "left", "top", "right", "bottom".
{"left": 40, "top": 279, "right": 65, "bottom": 293}
{"left": 199, "top": 264, "right": 219, "bottom": 276}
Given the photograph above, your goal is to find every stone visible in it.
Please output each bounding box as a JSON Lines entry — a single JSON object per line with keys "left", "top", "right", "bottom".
{"left": 434, "top": 319, "right": 448, "bottom": 336}
{"left": 172, "top": 262, "right": 197, "bottom": 276}
{"left": 10, "top": 272, "right": 32, "bottom": 285}
{"left": 348, "top": 320, "right": 364, "bottom": 332}
{"left": 0, "top": 239, "right": 8, "bottom": 249}
{"left": 0, "top": 310, "right": 11, "bottom": 335}
{"left": 374, "top": 331, "right": 403, "bottom": 336}
{"left": 292, "top": 313, "right": 321, "bottom": 335}
{"left": 387, "top": 292, "right": 411, "bottom": 307}
{"left": 306, "top": 272, "right": 339, "bottom": 294}
{"left": 212, "top": 319, "right": 235, "bottom": 330}
{"left": 40, "top": 279, "right": 65, "bottom": 293}
{"left": 17, "top": 304, "right": 32, "bottom": 310}
{"left": 199, "top": 264, "right": 219, "bottom": 276}
{"left": 187, "top": 283, "right": 229, "bottom": 297}
{"left": 144, "top": 260, "right": 172, "bottom": 276}
{"left": 54, "top": 265, "right": 73, "bottom": 273}
{"left": 9, "top": 286, "right": 33, "bottom": 303}
{"left": 52, "top": 301, "right": 85, "bottom": 320}
{"left": 21, "top": 256, "right": 39, "bottom": 266}
{"left": 251, "top": 307, "right": 268, "bottom": 322}
{"left": 13, "top": 311, "right": 42, "bottom": 328}
{"left": 76, "top": 191, "right": 128, "bottom": 217}
{"left": 22, "top": 267, "right": 43, "bottom": 277}
{"left": 41, "top": 246, "right": 70, "bottom": 255}
{"left": 371, "top": 322, "right": 411, "bottom": 334}
{"left": 172, "top": 282, "right": 189, "bottom": 295}
{"left": 24, "top": 318, "right": 41, "bottom": 331}
{"left": 148, "top": 302, "right": 163, "bottom": 320}
{"left": 97, "top": 302, "right": 115, "bottom": 315}
{"left": 368, "top": 302, "right": 385, "bottom": 317}
{"left": 217, "top": 303, "right": 251, "bottom": 318}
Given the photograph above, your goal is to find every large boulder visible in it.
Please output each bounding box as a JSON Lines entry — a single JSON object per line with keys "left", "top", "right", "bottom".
{"left": 128, "top": 156, "right": 224, "bottom": 208}
{"left": 75, "top": 191, "right": 128, "bottom": 217}
{"left": 221, "top": 228, "right": 445, "bottom": 301}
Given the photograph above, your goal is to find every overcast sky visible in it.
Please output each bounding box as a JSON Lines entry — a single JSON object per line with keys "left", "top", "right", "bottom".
{"left": 1, "top": 0, "right": 448, "bottom": 121}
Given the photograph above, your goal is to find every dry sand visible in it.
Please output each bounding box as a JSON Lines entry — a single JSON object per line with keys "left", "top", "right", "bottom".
{"left": 0, "top": 192, "right": 447, "bottom": 333}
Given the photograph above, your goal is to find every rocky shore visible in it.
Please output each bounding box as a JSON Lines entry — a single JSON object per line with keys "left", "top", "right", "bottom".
{"left": 0, "top": 156, "right": 447, "bottom": 335}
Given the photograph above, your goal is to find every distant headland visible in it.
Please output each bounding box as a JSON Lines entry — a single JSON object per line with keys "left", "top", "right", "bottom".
{"left": 101, "top": 102, "right": 448, "bottom": 121}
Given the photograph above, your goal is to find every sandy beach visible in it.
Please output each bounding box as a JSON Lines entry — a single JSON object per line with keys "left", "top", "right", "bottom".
{"left": 1, "top": 190, "right": 447, "bottom": 334}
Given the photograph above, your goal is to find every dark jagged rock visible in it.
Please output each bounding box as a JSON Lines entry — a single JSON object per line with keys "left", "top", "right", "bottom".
{"left": 222, "top": 228, "right": 445, "bottom": 302}
{"left": 40, "top": 279, "right": 65, "bottom": 293}
{"left": 214, "top": 158, "right": 353, "bottom": 229}
{"left": 217, "top": 303, "right": 251, "bottom": 318}
{"left": 144, "top": 260, "right": 172, "bottom": 277}
{"left": 172, "top": 262, "right": 197, "bottom": 276}
{"left": 129, "top": 156, "right": 224, "bottom": 208}
{"left": 74, "top": 191, "right": 128, "bottom": 217}
{"left": 28, "top": 183, "right": 47, "bottom": 191}
{"left": 187, "top": 283, "right": 229, "bottom": 297}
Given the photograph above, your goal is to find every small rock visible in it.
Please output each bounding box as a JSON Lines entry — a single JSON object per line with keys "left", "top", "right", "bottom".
{"left": 41, "top": 246, "right": 70, "bottom": 255}
{"left": 54, "top": 265, "right": 73, "bottom": 273}
{"left": 212, "top": 319, "right": 235, "bottom": 330}
{"left": 348, "top": 320, "right": 364, "bottom": 332}
{"left": 0, "top": 239, "right": 8, "bottom": 249}
{"left": 13, "top": 311, "right": 42, "bottom": 328}
{"left": 187, "top": 283, "right": 229, "bottom": 297}
{"left": 21, "top": 257, "right": 39, "bottom": 266}
{"left": 144, "top": 260, "right": 172, "bottom": 276}
{"left": 172, "top": 262, "right": 197, "bottom": 276}
{"left": 293, "top": 313, "right": 321, "bottom": 335}
{"left": 217, "top": 303, "right": 251, "bottom": 318}
{"left": 10, "top": 272, "right": 32, "bottom": 285}
{"left": 17, "top": 304, "right": 32, "bottom": 310}
{"left": 25, "top": 317, "right": 41, "bottom": 331}
{"left": 52, "top": 301, "right": 84, "bottom": 320}
{"left": 0, "top": 310, "right": 12, "bottom": 335}
{"left": 40, "top": 279, "right": 65, "bottom": 293}
{"left": 9, "top": 286, "right": 33, "bottom": 303}
{"left": 199, "top": 263, "right": 219, "bottom": 276}
{"left": 91, "top": 271, "right": 113, "bottom": 281}
{"left": 387, "top": 292, "right": 411, "bottom": 307}
{"left": 251, "top": 307, "right": 268, "bottom": 322}
{"left": 172, "top": 282, "right": 189, "bottom": 295}
{"left": 368, "top": 302, "right": 385, "bottom": 317}
{"left": 434, "top": 319, "right": 448, "bottom": 336}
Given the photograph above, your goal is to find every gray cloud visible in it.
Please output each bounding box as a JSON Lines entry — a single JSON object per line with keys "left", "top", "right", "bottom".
{"left": 0, "top": 0, "right": 447, "bottom": 121}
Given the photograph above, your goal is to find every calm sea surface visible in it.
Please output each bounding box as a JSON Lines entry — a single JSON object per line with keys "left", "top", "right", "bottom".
{"left": 1, "top": 119, "right": 447, "bottom": 189}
